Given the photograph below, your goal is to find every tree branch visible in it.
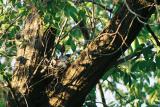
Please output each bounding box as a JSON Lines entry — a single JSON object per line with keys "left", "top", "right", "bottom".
{"left": 3, "top": 74, "right": 20, "bottom": 107}
{"left": 97, "top": 82, "right": 108, "bottom": 107}
{"left": 116, "top": 45, "right": 154, "bottom": 65}
{"left": 75, "top": 19, "right": 90, "bottom": 41}
{"left": 146, "top": 24, "right": 160, "bottom": 46}
{"left": 55, "top": 1, "right": 156, "bottom": 106}
{"left": 10, "top": 1, "right": 157, "bottom": 107}
{"left": 75, "top": 0, "right": 113, "bottom": 12}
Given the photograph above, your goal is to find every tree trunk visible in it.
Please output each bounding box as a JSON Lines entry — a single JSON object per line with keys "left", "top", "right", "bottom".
{"left": 9, "top": 0, "right": 157, "bottom": 107}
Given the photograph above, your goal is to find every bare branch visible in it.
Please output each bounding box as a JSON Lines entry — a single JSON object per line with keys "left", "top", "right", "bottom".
{"left": 116, "top": 45, "right": 154, "bottom": 65}
{"left": 97, "top": 82, "right": 108, "bottom": 107}
{"left": 75, "top": 0, "right": 113, "bottom": 12}
{"left": 3, "top": 74, "right": 20, "bottom": 107}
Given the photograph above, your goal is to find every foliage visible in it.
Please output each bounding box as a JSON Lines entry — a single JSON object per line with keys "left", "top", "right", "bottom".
{"left": 0, "top": 0, "right": 160, "bottom": 107}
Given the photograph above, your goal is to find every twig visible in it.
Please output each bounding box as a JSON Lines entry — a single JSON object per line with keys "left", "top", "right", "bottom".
{"left": 91, "top": 0, "right": 96, "bottom": 39}
{"left": 75, "top": 20, "right": 90, "bottom": 40}
{"left": 60, "top": 19, "right": 82, "bottom": 41}
{"left": 2, "top": 74, "right": 20, "bottom": 107}
{"left": 76, "top": 0, "right": 112, "bottom": 12}
{"left": 2, "top": 14, "right": 23, "bottom": 36}
{"left": 106, "top": 79, "right": 125, "bottom": 99}
{"left": 116, "top": 45, "right": 153, "bottom": 65}
{"left": 87, "top": 0, "right": 112, "bottom": 12}
{"left": 97, "top": 82, "right": 108, "bottom": 107}
{"left": 52, "top": 18, "right": 68, "bottom": 56}
{"left": 0, "top": 81, "right": 6, "bottom": 88}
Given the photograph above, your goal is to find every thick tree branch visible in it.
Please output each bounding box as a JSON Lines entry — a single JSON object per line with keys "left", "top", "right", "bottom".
{"left": 53, "top": 0, "right": 156, "bottom": 106}
{"left": 10, "top": 1, "right": 158, "bottom": 107}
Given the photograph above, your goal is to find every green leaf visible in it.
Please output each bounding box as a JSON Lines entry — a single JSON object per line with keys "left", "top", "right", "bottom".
{"left": 142, "top": 47, "right": 153, "bottom": 60}
{"left": 70, "top": 28, "right": 81, "bottom": 39}
{"left": 71, "top": 43, "right": 76, "bottom": 52}
{"left": 64, "top": 2, "right": 78, "bottom": 20}
{"left": 78, "top": 9, "right": 86, "bottom": 20}
{"left": 123, "top": 73, "right": 132, "bottom": 86}
{"left": 131, "top": 38, "right": 140, "bottom": 52}
{"left": 66, "top": 37, "right": 76, "bottom": 52}
{"left": 148, "top": 91, "right": 158, "bottom": 105}
{"left": 155, "top": 54, "right": 160, "bottom": 69}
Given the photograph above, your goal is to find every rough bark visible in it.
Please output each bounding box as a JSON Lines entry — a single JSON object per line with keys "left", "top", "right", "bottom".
{"left": 9, "top": 0, "right": 157, "bottom": 107}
